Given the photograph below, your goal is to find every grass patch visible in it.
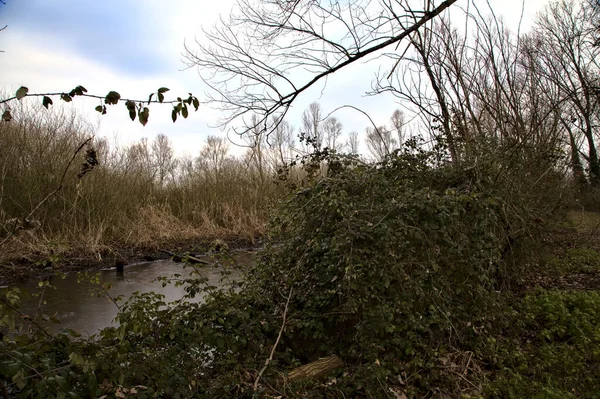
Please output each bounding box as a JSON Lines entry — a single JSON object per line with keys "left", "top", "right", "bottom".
{"left": 544, "top": 248, "right": 600, "bottom": 275}
{"left": 482, "top": 289, "right": 600, "bottom": 398}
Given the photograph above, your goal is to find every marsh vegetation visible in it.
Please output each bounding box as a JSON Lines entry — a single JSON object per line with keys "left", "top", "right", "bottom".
{"left": 2, "top": 0, "right": 600, "bottom": 397}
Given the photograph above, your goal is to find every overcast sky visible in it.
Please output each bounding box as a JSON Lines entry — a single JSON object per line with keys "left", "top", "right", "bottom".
{"left": 0, "top": 0, "right": 551, "bottom": 156}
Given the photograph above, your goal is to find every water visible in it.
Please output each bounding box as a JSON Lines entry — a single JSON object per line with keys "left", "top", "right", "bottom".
{"left": 10, "top": 251, "right": 254, "bottom": 336}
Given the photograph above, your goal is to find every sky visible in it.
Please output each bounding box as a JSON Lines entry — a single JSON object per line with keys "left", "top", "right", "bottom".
{"left": 0, "top": 0, "right": 551, "bottom": 157}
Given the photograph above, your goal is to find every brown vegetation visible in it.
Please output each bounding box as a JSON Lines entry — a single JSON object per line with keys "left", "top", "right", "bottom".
{"left": 0, "top": 103, "right": 283, "bottom": 283}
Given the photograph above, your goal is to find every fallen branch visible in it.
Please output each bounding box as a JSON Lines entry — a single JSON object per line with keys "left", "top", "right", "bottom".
{"left": 159, "top": 249, "right": 212, "bottom": 265}
{"left": 287, "top": 355, "right": 344, "bottom": 382}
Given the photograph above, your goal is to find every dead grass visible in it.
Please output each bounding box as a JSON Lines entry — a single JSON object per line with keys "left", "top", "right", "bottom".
{"left": 0, "top": 105, "right": 282, "bottom": 284}
{"left": 125, "top": 204, "right": 202, "bottom": 247}
{"left": 566, "top": 210, "right": 600, "bottom": 234}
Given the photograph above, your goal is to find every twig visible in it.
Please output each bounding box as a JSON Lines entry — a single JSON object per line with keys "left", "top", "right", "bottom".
{"left": 0, "top": 297, "right": 52, "bottom": 338}
{"left": 100, "top": 286, "right": 122, "bottom": 311}
{"left": 26, "top": 137, "right": 92, "bottom": 220}
{"left": 253, "top": 287, "right": 293, "bottom": 392}
{"left": 0, "top": 347, "right": 45, "bottom": 379}
{"left": 0, "top": 137, "right": 92, "bottom": 246}
{"left": 34, "top": 283, "right": 47, "bottom": 322}
{"left": 450, "top": 369, "right": 480, "bottom": 391}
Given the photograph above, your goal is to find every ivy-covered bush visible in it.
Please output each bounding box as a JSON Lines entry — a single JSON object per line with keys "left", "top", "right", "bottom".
{"left": 243, "top": 145, "right": 516, "bottom": 395}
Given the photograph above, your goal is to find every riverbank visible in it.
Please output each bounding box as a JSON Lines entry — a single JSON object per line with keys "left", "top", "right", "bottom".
{"left": 0, "top": 233, "right": 260, "bottom": 285}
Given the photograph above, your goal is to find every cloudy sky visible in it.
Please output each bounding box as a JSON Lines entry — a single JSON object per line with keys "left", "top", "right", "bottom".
{"left": 0, "top": 0, "right": 550, "bottom": 156}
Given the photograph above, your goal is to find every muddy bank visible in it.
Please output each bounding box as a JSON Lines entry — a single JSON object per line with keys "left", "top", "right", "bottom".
{"left": 0, "top": 236, "right": 260, "bottom": 285}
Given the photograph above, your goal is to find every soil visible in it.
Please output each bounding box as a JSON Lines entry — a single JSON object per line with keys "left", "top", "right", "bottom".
{"left": 0, "top": 236, "right": 260, "bottom": 286}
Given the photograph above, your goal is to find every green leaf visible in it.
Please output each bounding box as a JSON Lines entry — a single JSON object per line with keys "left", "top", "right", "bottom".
{"left": 157, "top": 87, "right": 170, "bottom": 94}
{"left": 139, "top": 107, "right": 149, "bottom": 126}
{"left": 69, "top": 85, "right": 87, "bottom": 97}
{"left": 2, "top": 110, "right": 11, "bottom": 122}
{"left": 42, "top": 96, "right": 53, "bottom": 109}
{"left": 12, "top": 369, "right": 26, "bottom": 390}
{"left": 61, "top": 93, "right": 72, "bottom": 102}
{"left": 125, "top": 100, "right": 136, "bottom": 121}
{"left": 158, "top": 92, "right": 165, "bottom": 103}
{"left": 95, "top": 105, "right": 103, "bottom": 113}
{"left": 192, "top": 97, "right": 200, "bottom": 111}
{"left": 69, "top": 86, "right": 87, "bottom": 97}
{"left": 104, "top": 91, "right": 121, "bottom": 105}
{"left": 171, "top": 109, "right": 178, "bottom": 123}
{"left": 68, "top": 85, "right": 87, "bottom": 97}
{"left": 148, "top": 93, "right": 154, "bottom": 104}
{"left": 15, "top": 86, "right": 28, "bottom": 100}
{"left": 182, "top": 105, "right": 189, "bottom": 119}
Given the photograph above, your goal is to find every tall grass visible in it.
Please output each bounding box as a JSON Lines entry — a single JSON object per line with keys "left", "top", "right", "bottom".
{"left": 0, "top": 103, "right": 282, "bottom": 263}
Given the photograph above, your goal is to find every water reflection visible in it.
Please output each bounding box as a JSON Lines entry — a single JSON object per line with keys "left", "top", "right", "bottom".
{"left": 14, "top": 252, "right": 253, "bottom": 336}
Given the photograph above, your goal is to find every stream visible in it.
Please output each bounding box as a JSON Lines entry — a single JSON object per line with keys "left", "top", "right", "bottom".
{"left": 9, "top": 251, "right": 255, "bottom": 335}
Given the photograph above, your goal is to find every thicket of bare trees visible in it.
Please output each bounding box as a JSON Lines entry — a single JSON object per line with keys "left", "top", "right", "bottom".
{"left": 186, "top": 0, "right": 600, "bottom": 188}
{"left": 185, "top": 0, "right": 456, "bottom": 138}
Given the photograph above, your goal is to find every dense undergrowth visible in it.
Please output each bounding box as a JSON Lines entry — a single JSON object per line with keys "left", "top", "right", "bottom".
{"left": 3, "top": 137, "right": 599, "bottom": 398}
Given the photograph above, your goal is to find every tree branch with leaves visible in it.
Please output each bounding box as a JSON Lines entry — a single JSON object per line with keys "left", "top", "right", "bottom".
{"left": 1, "top": 85, "right": 200, "bottom": 125}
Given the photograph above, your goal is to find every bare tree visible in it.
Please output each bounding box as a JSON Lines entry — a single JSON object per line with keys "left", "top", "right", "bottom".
{"left": 197, "top": 135, "right": 230, "bottom": 182}
{"left": 300, "top": 102, "right": 324, "bottom": 152}
{"left": 535, "top": 0, "right": 600, "bottom": 185}
{"left": 151, "top": 134, "right": 177, "bottom": 187}
{"left": 184, "top": 0, "right": 457, "bottom": 137}
{"left": 323, "top": 117, "right": 343, "bottom": 151}
{"left": 270, "top": 117, "right": 295, "bottom": 167}
{"left": 346, "top": 131, "right": 360, "bottom": 155}
{"left": 370, "top": 2, "right": 567, "bottom": 169}
{"left": 244, "top": 114, "right": 268, "bottom": 182}
{"left": 125, "top": 138, "right": 155, "bottom": 184}
{"left": 366, "top": 125, "right": 396, "bottom": 161}
{"left": 390, "top": 109, "right": 406, "bottom": 147}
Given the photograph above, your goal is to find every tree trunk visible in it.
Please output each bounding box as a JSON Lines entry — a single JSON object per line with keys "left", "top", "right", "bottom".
{"left": 566, "top": 124, "right": 587, "bottom": 185}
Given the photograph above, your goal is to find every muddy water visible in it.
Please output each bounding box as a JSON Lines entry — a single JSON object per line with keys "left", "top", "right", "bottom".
{"left": 13, "top": 251, "right": 254, "bottom": 335}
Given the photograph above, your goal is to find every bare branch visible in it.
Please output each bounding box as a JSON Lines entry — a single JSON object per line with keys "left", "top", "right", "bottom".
{"left": 185, "top": 0, "right": 457, "bottom": 138}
